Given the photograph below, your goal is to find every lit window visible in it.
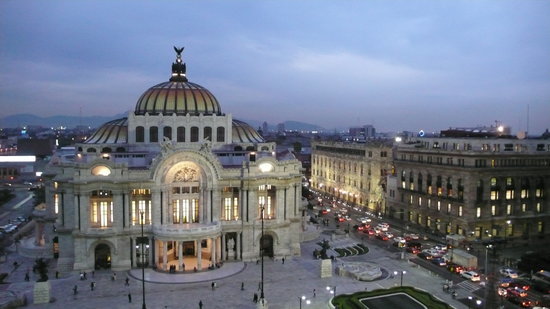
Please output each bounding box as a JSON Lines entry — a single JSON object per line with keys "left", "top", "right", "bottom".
{"left": 418, "top": 197, "right": 422, "bottom": 206}
{"left": 54, "top": 193, "right": 59, "bottom": 214}
{"left": 447, "top": 203, "right": 451, "bottom": 213}
{"left": 427, "top": 199, "right": 431, "bottom": 208}
{"left": 537, "top": 221, "right": 544, "bottom": 233}
{"left": 91, "top": 165, "right": 111, "bottom": 176}
{"left": 224, "top": 198, "right": 232, "bottom": 220}
{"left": 437, "top": 201, "right": 441, "bottom": 211}
{"left": 506, "top": 190, "right": 514, "bottom": 200}
{"left": 536, "top": 203, "right": 542, "bottom": 213}
{"left": 522, "top": 203, "right": 527, "bottom": 212}
{"left": 476, "top": 207, "right": 481, "bottom": 218}
{"left": 491, "top": 190, "right": 499, "bottom": 200}
{"left": 506, "top": 204, "right": 512, "bottom": 215}
{"left": 535, "top": 189, "right": 543, "bottom": 198}
{"left": 491, "top": 205, "right": 496, "bottom": 216}
{"left": 521, "top": 189, "right": 529, "bottom": 199}
{"left": 458, "top": 206, "right": 463, "bottom": 217}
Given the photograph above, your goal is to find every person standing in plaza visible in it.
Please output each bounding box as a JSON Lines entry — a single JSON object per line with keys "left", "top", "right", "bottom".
{"left": 125, "top": 277, "right": 129, "bottom": 286}
{"left": 128, "top": 292, "right": 132, "bottom": 303}
{"left": 199, "top": 300, "right": 203, "bottom": 308}
{"left": 73, "top": 285, "right": 78, "bottom": 295}
{"left": 90, "top": 281, "right": 95, "bottom": 291}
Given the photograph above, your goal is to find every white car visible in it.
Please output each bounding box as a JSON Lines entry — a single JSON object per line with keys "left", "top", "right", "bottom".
{"left": 360, "top": 217, "right": 372, "bottom": 223}
{"left": 393, "top": 236, "right": 406, "bottom": 244}
{"left": 385, "top": 232, "right": 394, "bottom": 239}
{"left": 461, "top": 271, "right": 481, "bottom": 282}
{"left": 376, "top": 224, "right": 389, "bottom": 232}
{"left": 499, "top": 268, "right": 519, "bottom": 278}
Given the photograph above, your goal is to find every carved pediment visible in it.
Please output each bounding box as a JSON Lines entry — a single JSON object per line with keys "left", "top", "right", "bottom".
{"left": 173, "top": 167, "right": 198, "bottom": 182}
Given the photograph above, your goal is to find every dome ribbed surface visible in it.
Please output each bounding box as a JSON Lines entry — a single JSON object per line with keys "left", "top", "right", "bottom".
{"left": 134, "top": 81, "right": 221, "bottom": 116}
{"left": 232, "top": 120, "right": 264, "bottom": 143}
{"left": 84, "top": 118, "right": 128, "bottom": 144}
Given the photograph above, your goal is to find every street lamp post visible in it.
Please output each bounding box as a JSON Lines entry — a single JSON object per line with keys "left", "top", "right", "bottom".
{"left": 467, "top": 296, "right": 473, "bottom": 309}
{"left": 326, "top": 285, "right": 336, "bottom": 296}
{"left": 139, "top": 211, "right": 147, "bottom": 309}
{"left": 484, "top": 244, "right": 492, "bottom": 280}
{"left": 260, "top": 204, "right": 265, "bottom": 303}
{"left": 298, "top": 295, "right": 311, "bottom": 309}
{"left": 394, "top": 270, "right": 406, "bottom": 286}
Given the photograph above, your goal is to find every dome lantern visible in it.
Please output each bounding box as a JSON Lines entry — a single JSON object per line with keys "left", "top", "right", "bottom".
{"left": 170, "top": 46, "right": 188, "bottom": 82}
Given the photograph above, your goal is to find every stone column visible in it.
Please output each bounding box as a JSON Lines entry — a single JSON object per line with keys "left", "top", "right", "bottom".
{"left": 151, "top": 189, "right": 162, "bottom": 226}
{"left": 178, "top": 241, "right": 183, "bottom": 271}
{"left": 221, "top": 234, "right": 226, "bottom": 261}
{"left": 113, "top": 193, "right": 124, "bottom": 230}
{"left": 211, "top": 237, "right": 216, "bottom": 264}
{"left": 162, "top": 241, "right": 168, "bottom": 271}
{"left": 236, "top": 232, "right": 241, "bottom": 260}
{"left": 79, "top": 193, "right": 90, "bottom": 231}
{"left": 197, "top": 239, "right": 202, "bottom": 271}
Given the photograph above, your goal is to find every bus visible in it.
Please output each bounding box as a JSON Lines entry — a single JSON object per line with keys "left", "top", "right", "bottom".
{"left": 532, "top": 270, "right": 550, "bottom": 294}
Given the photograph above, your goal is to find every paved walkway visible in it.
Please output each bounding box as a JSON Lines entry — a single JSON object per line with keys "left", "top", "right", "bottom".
{"left": 0, "top": 223, "right": 471, "bottom": 309}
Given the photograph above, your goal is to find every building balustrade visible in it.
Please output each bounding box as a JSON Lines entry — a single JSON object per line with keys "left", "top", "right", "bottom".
{"left": 152, "top": 221, "right": 221, "bottom": 237}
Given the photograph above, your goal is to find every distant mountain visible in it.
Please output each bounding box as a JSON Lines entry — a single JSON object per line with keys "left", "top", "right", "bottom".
{"left": 241, "top": 119, "right": 325, "bottom": 132}
{"left": 0, "top": 113, "right": 128, "bottom": 129}
{"left": 0, "top": 113, "right": 325, "bottom": 132}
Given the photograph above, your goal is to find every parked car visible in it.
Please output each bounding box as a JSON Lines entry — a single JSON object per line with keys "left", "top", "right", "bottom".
{"left": 500, "top": 268, "right": 519, "bottom": 278}
{"left": 461, "top": 271, "right": 481, "bottom": 282}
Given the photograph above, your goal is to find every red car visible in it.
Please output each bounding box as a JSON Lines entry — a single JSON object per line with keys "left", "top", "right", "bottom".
{"left": 376, "top": 233, "right": 389, "bottom": 241}
{"left": 364, "top": 229, "right": 375, "bottom": 235}
{"left": 406, "top": 247, "right": 420, "bottom": 254}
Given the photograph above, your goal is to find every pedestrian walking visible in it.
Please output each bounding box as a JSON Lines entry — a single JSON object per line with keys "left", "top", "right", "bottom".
{"left": 128, "top": 293, "right": 132, "bottom": 303}
{"left": 253, "top": 293, "right": 258, "bottom": 303}
{"left": 282, "top": 257, "right": 285, "bottom": 264}
{"left": 241, "top": 282, "right": 244, "bottom": 290}
{"left": 113, "top": 272, "right": 117, "bottom": 281}
{"left": 90, "top": 281, "right": 95, "bottom": 291}
{"left": 125, "top": 277, "right": 129, "bottom": 286}
{"left": 24, "top": 272, "right": 29, "bottom": 281}
{"left": 313, "top": 288, "right": 316, "bottom": 297}
{"left": 211, "top": 281, "right": 215, "bottom": 290}
{"left": 83, "top": 271, "right": 87, "bottom": 280}
{"left": 199, "top": 300, "right": 203, "bottom": 309}
{"left": 80, "top": 272, "right": 84, "bottom": 280}
{"left": 73, "top": 285, "right": 78, "bottom": 295}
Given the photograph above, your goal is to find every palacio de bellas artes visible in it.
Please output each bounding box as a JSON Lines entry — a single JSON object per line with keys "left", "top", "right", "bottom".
{"left": 43, "top": 47, "right": 304, "bottom": 275}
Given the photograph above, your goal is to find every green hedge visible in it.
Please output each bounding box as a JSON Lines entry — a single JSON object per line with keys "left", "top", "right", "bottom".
{"left": 331, "top": 286, "right": 452, "bottom": 309}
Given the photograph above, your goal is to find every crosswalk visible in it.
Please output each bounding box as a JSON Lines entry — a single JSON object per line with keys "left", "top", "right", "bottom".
{"left": 457, "top": 280, "right": 482, "bottom": 293}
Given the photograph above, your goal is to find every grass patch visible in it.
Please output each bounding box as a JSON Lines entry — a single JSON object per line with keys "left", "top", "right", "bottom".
{"left": 331, "top": 286, "right": 452, "bottom": 309}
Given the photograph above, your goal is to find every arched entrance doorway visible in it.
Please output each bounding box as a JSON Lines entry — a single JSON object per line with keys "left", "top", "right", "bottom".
{"left": 260, "top": 235, "right": 273, "bottom": 258}
{"left": 94, "top": 244, "right": 111, "bottom": 269}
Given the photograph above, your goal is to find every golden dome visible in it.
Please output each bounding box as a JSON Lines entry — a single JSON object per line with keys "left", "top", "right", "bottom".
{"left": 232, "top": 120, "right": 264, "bottom": 143}
{"left": 84, "top": 118, "right": 128, "bottom": 144}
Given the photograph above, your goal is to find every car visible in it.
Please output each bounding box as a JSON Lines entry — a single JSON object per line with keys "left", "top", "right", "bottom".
{"left": 353, "top": 224, "right": 364, "bottom": 231}
{"left": 507, "top": 296, "right": 533, "bottom": 308}
{"left": 360, "top": 217, "right": 372, "bottom": 223}
{"left": 338, "top": 217, "right": 345, "bottom": 222}
{"left": 364, "top": 228, "right": 375, "bottom": 235}
{"left": 417, "top": 252, "right": 433, "bottom": 260}
{"left": 506, "top": 287, "right": 528, "bottom": 298}
{"left": 447, "top": 263, "right": 465, "bottom": 274}
{"left": 393, "top": 236, "right": 406, "bottom": 244}
{"left": 404, "top": 233, "right": 420, "bottom": 240}
{"left": 406, "top": 247, "right": 420, "bottom": 254}
{"left": 461, "top": 271, "right": 481, "bottom": 282}
{"left": 500, "top": 268, "right": 519, "bottom": 278}
{"left": 508, "top": 280, "right": 531, "bottom": 291}
{"left": 385, "top": 232, "right": 394, "bottom": 239}
{"left": 376, "top": 233, "right": 389, "bottom": 241}
{"left": 431, "top": 257, "right": 447, "bottom": 266}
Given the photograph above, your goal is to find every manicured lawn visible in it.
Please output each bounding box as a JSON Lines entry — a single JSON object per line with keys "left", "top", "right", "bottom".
{"left": 331, "top": 286, "right": 452, "bottom": 309}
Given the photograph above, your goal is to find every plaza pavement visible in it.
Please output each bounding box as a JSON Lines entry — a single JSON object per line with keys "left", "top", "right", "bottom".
{"left": 1, "top": 224, "right": 470, "bottom": 309}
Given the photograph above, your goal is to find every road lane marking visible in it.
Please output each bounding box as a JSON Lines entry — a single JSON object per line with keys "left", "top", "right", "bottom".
{"left": 12, "top": 194, "right": 34, "bottom": 209}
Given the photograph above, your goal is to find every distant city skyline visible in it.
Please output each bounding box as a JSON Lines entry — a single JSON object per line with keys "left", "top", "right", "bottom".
{"left": 1, "top": 1, "right": 549, "bottom": 134}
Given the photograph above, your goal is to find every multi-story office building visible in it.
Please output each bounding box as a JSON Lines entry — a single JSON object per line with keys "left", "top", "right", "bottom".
{"left": 43, "top": 49, "right": 303, "bottom": 273}
{"left": 387, "top": 136, "right": 550, "bottom": 240}
{"left": 310, "top": 141, "right": 393, "bottom": 214}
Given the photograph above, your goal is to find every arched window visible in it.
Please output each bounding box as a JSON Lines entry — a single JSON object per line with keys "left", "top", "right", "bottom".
{"left": 177, "top": 127, "right": 185, "bottom": 142}
{"left": 101, "top": 147, "right": 112, "bottom": 153}
{"left": 150, "top": 126, "right": 158, "bottom": 143}
{"left": 116, "top": 147, "right": 126, "bottom": 153}
{"left": 418, "top": 174, "right": 423, "bottom": 192}
{"left": 90, "top": 190, "right": 113, "bottom": 228}
{"left": 87, "top": 148, "right": 97, "bottom": 153}
{"left": 204, "top": 127, "right": 212, "bottom": 141}
{"left": 190, "top": 127, "right": 199, "bottom": 142}
{"left": 246, "top": 146, "right": 255, "bottom": 151}
{"left": 234, "top": 146, "right": 243, "bottom": 151}
{"left": 163, "top": 126, "right": 172, "bottom": 140}
{"left": 136, "top": 126, "right": 144, "bottom": 143}
{"left": 216, "top": 127, "right": 225, "bottom": 142}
